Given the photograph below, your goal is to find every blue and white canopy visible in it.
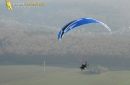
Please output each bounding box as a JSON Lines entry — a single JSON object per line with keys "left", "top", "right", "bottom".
{"left": 58, "top": 18, "right": 112, "bottom": 40}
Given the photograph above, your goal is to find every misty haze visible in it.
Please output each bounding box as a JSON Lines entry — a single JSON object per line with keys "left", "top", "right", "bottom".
{"left": 0, "top": 0, "right": 130, "bottom": 85}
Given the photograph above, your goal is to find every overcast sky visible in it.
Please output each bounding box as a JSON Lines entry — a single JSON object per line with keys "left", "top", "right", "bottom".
{"left": 1, "top": 0, "right": 130, "bottom": 31}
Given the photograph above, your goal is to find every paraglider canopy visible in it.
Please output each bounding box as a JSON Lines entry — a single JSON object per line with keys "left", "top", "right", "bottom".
{"left": 58, "top": 18, "right": 112, "bottom": 40}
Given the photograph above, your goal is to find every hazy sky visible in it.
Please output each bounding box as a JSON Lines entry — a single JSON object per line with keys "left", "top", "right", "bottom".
{"left": 1, "top": 0, "right": 130, "bottom": 31}
{"left": 0, "top": 0, "right": 130, "bottom": 63}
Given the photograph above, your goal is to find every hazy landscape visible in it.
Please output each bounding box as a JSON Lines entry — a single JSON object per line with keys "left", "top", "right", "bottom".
{"left": 0, "top": 64, "right": 130, "bottom": 85}
{"left": 0, "top": 0, "right": 130, "bottom": 85}
{"left": 0, "top": 29, "right": 130, "bottom": 65}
